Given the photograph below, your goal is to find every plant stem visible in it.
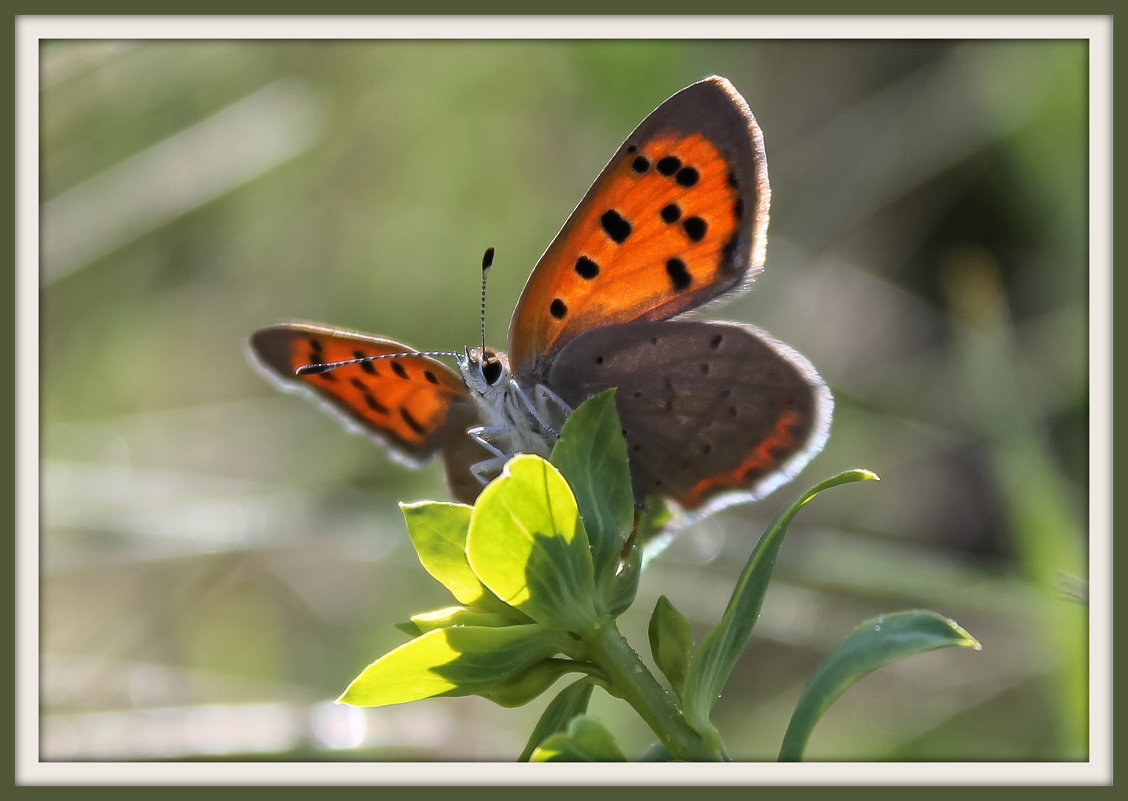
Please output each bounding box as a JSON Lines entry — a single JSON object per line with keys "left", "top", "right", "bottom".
{"left": 582, "top": 617, "right": 724, "bottom": 761}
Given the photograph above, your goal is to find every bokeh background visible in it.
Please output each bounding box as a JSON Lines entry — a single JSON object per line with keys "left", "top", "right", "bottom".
{"left": 38, "top": 37, "right": 1091, "bottom": 764}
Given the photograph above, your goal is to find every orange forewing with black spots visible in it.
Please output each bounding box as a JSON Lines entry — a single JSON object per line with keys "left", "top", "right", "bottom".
{"left": 507, "top": 78, "right": 770, "bottom": 376}
{"left": 250, "top": 324, "right": 472, "bottom": 460}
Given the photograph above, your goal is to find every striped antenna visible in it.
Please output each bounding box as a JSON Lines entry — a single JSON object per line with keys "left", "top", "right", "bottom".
{"left": 295, "top": 350, "right": 460, "bottom": 376}
{"left": 480, "top": 247, "right": 494, "bottom": 354}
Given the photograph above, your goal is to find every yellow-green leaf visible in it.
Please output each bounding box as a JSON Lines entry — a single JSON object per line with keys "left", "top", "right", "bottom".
{"left": 337, "top": 624, "right": 566, "bottom": 707}
{"left": 467, "top": 455, "right": 599, "bottom": 634}
{"left": 408, "top": 605, "right": 516, "bottom": 634}
{"left": 401, "top": 501, "right": 505, "bottom": 612}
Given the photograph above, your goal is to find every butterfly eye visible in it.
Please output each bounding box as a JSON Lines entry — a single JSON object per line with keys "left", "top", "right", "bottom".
{"left": 481, "top": 355, "right": 504, "bottom": 386}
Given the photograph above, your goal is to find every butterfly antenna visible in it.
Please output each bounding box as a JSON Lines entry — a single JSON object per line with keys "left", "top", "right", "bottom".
{"left": 296, "top": 350, "right": 460, "bottom": 376}
{"left": 479, "top": 246, "right": 494, "bottom": 353}
{"left": 295, "top": 249, "right": 495, "bottom": 378}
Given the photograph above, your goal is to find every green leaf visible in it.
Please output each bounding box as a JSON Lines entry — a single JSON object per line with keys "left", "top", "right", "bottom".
{"left": 648, "top": 595, "right": 695, "bottom": 697}
{"left": 606, "top": 540, "right": 643, "bottom": 617}
{"left": 479, "top": 658, "right": 589, "bottom": 709}
{"left": 778, "top": 609, "right": 980, "bottom": 761}
{"left": 393, "top": 619, "right": 423, "bottom": 637}
{"left": 467, "top": 454, "right": 600, "bottom": 634}
{"left": 530, "top": 715, "right": 627, "bottom": 762}
{"left": 682, "top": 469, "right": 879, "bottom": 742}
{"left": 518, "top": 678, "right": 598, "bottom": 762}
{"left": 639, "top": 743, "right": 674, "bottom": 761}
{"left": 400, "top": 501, "right": 507, "bottom": 613}
{"left": 337, "top": 624, "right": 567, "bottom": 707}
{"left": 550, "top": 390, "right": 635, "bottom": 591}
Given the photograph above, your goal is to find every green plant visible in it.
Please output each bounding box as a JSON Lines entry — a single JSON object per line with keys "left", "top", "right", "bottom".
{"left": 337, "top": 391, "right": 980, "bottom": 761}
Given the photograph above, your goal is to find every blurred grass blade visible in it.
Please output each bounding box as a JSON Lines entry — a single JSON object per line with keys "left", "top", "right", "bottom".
{"left": 779, "top": 610, "right": 981, "bottom": 762}
{"left": 42, "top": 79, "right": 323, "bottom": 283}
{"left": 941, "top": 247, "right": 1087, "bottom": 755}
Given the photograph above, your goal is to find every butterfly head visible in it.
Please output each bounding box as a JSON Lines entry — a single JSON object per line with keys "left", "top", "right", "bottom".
{"left": 458, "top": 346, "right": 511, "bottom": 401}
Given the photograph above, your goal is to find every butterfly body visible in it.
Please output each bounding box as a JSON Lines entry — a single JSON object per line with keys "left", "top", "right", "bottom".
{"left": 250, "top": 76, "right": 833, "bottom": 515}
{"left": 454, "top": 346, "right": 571, "bottom": 481}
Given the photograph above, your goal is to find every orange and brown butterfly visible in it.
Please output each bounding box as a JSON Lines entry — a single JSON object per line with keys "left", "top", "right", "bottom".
{"left": 249, "top": 76, "right": 832, "bottom": 516}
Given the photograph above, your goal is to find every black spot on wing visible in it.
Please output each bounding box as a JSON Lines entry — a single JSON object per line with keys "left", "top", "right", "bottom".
{"left": 683, "top": 216, "right": 707, "bottom": 242}
{"left": 575, "top": 256, "right": 600, "bottom": 279}
{"left": 676, "top": 166, "right": 699, "bottom": 186}
{"left": 656, "top": 156, "right": 681, "bottom": 176}
{"left": 666, "top": 258, "right": 692, "bottom": 291}
{"left": 354, "top": 351, "right": 379, "bottom": 375}
{"left": 601, "top": 210, "right": 631, "bottom": 244}
{"left": 400, "top": 407, "right": 426, "bottom": 435}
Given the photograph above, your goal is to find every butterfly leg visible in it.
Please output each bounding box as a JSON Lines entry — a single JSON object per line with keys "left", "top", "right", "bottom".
{"left": 511, "top": 380, "right": 572, "bottom": 439}
{"left": 469, "top": 454, "right": 511, "bottom": 485}
{"left": 463, "top": 425, "right": 512, "bottom": 487}
{"left": 533, "top": 384, "right": 573, "bottom": 430}
{"left": 462, "top": 384, "right": 575, "bottom": 489}
{"left": 466, "top": 424, "right": 508, "bottom": 458}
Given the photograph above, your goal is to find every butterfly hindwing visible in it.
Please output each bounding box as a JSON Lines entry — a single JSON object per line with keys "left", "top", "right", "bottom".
{"left": 544, "top": 320, "right": 832, "bottom": 511}
{"left": 249, "top": 324, "right": 475, "bottom": 463}
{"left": 436, "top": 399, "right": 498, "bottom": 505}
{"left": 508, "top": 76, "right": 770, "bottom": 376}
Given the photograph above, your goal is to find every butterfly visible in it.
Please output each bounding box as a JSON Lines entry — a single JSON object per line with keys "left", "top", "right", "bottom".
{"left": 250, "top": 76, "right": 833, "bottom": 518}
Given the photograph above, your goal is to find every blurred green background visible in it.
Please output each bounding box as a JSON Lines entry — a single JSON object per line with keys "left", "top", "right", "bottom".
{"left": 39, "top": 39, "right": 1090, "bottom": 763}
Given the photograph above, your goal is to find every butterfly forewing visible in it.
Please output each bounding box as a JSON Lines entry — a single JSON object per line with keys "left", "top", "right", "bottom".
{"left": 250, "top": 324, "right": 473, "bottom": 462}
{"left": 545, "top": 321, "right": 832, "bottom": 510}
{"left": 508, "top": 76, "right": 770, "bottom": 376}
